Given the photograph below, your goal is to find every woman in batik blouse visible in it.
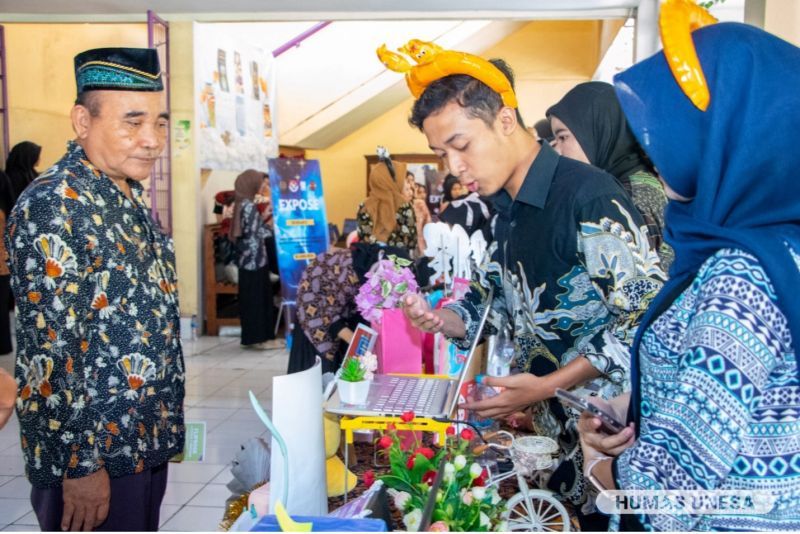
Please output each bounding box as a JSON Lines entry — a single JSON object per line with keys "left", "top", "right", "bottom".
{"left": 579, "top": 22, "right": 800, "bottom": 531}
{"left": 357, "top": 158, "right": 417, "bottom": 253}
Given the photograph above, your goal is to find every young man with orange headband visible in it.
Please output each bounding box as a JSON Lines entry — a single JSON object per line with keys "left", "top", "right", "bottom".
{"left": 386, "top": 43, "right": 666, "bottom": 524}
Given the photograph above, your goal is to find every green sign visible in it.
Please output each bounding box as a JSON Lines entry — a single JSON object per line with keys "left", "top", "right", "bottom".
{"left": 172, "top": 421, "right": 206, "bottom": 462}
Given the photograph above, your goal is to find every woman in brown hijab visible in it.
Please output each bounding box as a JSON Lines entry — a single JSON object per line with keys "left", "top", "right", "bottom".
{"left": 230, "top": 170, "right": 280, "bottom": 349}
{"left": 356, "top": 158, "right": 417, "bottom": 253}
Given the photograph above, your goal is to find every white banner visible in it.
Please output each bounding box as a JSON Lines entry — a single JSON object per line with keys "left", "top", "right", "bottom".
{"left": 193, "top": 23, "right": 278, "bottom": 171}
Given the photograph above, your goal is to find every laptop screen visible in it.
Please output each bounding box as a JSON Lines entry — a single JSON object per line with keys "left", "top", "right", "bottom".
{"left": 446, "top": 288, "right": 494, "bottom": 417}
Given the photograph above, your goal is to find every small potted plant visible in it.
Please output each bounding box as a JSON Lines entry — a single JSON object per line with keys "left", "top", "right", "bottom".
{"left": 337, "top": 351, "right": 377, "bottom": 405}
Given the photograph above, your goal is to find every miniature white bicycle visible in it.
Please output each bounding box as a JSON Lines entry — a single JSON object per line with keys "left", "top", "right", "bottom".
{"left": 477, "top": 431, "right": 570, "bottom": 532}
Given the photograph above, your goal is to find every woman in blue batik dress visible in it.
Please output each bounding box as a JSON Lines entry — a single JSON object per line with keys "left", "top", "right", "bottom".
{"left": 577, "top": 18, "right": 800, "bottom": 532}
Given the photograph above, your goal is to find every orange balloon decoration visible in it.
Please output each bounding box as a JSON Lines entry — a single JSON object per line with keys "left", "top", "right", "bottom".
{"left": 659, "top": 0, "right": 718, "bottom": 111}
{"left": 376, "top": 39, "right": 518, "bottom": 109}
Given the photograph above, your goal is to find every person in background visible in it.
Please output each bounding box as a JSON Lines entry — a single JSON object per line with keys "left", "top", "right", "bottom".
{"left": 438, "top": 174, "right": 493, "bottom": 239}
{"left": 0, "top": 170, "right": 14, "bottom": 355}
{"left": 357, "top": 157, "right": 417, "bottom": 253}
{"left": 288, "top": 242, "right": 410, "bottom": 374}
{"left": 229, "top": 170, "right": 281, "bottom": 350}
{"left": 0, "top": 366, "right": 14, "bottom": 430}
{"left": 394, "top": 50, "right": 665, "bottom": 528}
{"left": 404, "top": 170, "right": 431, "bottom": 256}
{"left": 577, "top": 20, "right": 800, "bottom": 531}
{"left": 548, "top": 81, "right": 674, "bottom": 270}
{"left": 7, "top": 47, "right": 184, "bottom": 531}
{"left": 531, "top": 118, "right": 554, "bottom": 145}
{"left": 5, "top": 141, "right": 42, "bottom": 202}
{"left": 255, "top": 175, "right": 280, "bottom": 284}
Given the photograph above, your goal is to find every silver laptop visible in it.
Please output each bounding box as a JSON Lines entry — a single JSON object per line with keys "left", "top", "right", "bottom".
{"left": 326, "top": 289, "right": 493, "bottom": 419}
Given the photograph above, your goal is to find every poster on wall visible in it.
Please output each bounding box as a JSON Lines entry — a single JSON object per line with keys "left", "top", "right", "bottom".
{"left": 194, "top": 23, "right": 278, "bottom": 171}
{"left": 268, "top": 158, "right": 330, "bottom": 306}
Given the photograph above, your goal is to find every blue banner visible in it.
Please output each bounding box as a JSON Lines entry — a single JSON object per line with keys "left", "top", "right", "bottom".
{"left": 268, "top": 158, "right": 329, "bottom": 305}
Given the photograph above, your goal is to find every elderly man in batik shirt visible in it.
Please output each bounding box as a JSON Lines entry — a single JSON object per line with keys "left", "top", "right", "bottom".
{"left": 7, "top": 47, "right": 184, "bottom": 532}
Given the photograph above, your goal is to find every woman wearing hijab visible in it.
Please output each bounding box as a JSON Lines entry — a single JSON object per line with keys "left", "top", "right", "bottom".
{"left": 404, "top": 170, "right": 431, "bottom": 256}
{"left": 548, "top": 82, "right": 674, "bottom": 271}
{"left": 356, "top": 158, "right": 417, "bottom": 253}
{"left": 230, "top": 169, "right": 279, "bottom": 350}
{"left": 0, "top": 171, "right": 14, "bottom": 354}
{"left": 5, "top": 141, "right": 41, "bottom": 202}
{"left": 577, "top": 21, "right": 800, "bottom": 531}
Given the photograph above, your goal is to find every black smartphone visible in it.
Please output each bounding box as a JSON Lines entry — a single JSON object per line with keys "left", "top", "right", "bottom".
{"left": 555, "top": 388, "right": 626, "bottom": 434}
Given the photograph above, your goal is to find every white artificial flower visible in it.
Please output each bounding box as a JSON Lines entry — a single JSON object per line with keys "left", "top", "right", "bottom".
{"left": 454, "top": 455, "right": 467, "bottom": 471}
{"left": 490, "top": 488, "right": 502, "bottom": 505}
{"left": 403, "top": 509, "right": 422, "bottom": 532}
{"left": 443, "top": 462, "right": 455, "bottom": 482}
{"left": 469, "top": 462, "right": 482, "bottom": 479}
{"left": 462, "top": 491, "right": 474, "bottom": 505}
{"left": 479, "top": 512, "right": 490, "bottom": 528}
{"left": 394, "top": 491, "right": 411, "bottom": 510}
{"left": 472, "top": 487, "right": 486, "bottom": 501}
{"left": 496, "top": 520, "right": 509, "bottom": 531}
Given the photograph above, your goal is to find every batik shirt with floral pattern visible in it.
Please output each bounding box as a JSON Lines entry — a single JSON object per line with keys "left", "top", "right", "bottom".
{"left": 356, "top": 202, "right": 418, "bottom": 251}
{"left": 446, "top": 143, "right": 667, "bottom": 505}
{"left": 7, "top": 141, "right": 185, "bottom": 488}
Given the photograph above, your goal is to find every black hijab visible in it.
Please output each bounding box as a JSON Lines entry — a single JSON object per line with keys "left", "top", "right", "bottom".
{"left": 0, "top": 171, "right": 14, "bottom": 217}
{"left": 5, "top": 141, "right": 42, "bottom": 201}
{"left": 547, "top": 81, "right": 652, "bottom": 189}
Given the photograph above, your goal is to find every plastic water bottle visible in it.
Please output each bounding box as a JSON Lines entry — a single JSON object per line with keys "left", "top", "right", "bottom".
{"left": 190, "top": 315, "right": 198, "bottom": 340}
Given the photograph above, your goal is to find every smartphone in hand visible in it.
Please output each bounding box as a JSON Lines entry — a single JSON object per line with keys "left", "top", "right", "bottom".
{"left": 555, "top": 388, "right": 626, "bottom": 434}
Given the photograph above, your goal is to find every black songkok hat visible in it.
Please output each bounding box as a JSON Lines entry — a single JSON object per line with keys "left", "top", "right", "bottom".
{"left": 74, "top": 47, "right": 163, "bottom": 95}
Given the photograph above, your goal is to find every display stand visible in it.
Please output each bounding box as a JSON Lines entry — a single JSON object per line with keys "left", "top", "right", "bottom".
{"left": 338, "top": 414, "right": 451, "bottom": 503}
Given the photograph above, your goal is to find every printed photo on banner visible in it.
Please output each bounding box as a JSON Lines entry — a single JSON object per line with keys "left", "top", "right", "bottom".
{"left": 194, "top": 24, "right": 278, "bottom": 171}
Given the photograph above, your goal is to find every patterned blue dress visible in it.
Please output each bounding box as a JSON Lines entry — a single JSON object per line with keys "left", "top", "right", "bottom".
{"left": 614, "top": 248, "right": 799, "bottom": 530}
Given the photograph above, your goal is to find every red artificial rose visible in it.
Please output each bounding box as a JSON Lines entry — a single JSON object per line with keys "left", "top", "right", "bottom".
{"left": 415, "top": 447, "right": 435, "bottom": 460}
{"left": 378, "top": 435, "right": 393, "bottom": 449}
{"left": 386, "top": 422, "right": 397, "bottom": 431}
{"left": 460, "top": 428, "right": 475, "bottom": 441}
{"left": 400, "top": 411, "right": 415, "bottom": 423}
{"left": 407, "top": 456, "right": 416, "bottom": 470}
{"left": 422, "top": 470, "right": 438, "bottom": 485}
{"left": 364, "top": 470, "right": 375, "bottom": 488}
{"left": 446, "top": 425, "right": 456, "bottom": 436}
{"left": 473, "top": 467, "right": 490, "bottom": 487}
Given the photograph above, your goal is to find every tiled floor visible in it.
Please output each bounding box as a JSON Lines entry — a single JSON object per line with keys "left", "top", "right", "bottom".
{"left": 0, "top": 336, "right": 288, "bottom": 532}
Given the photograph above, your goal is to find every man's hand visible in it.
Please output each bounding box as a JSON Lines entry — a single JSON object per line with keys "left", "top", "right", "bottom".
{"left": 577, "top": 393, "right": 635, "bottom": 458}
{"left": 460, "top": 374, "right": 546, "bottom": 419}
{"left": 402, "top": 294, "right": 467, "bottom": 338}
{"left": 402, "top": 294, "right": 443, "bottom": 333}
{"left": 61, "top": 468, "right": 110, "bottom": 531}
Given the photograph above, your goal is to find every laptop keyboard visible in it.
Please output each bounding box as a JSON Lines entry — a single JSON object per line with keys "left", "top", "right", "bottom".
{"left": 371, "top": 377, "right": 449, "bottom": 415}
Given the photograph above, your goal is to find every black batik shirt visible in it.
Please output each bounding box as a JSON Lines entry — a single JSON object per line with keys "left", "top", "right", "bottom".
{"left": 447, "top": 142, "right": 666, "bottom": 504}
{"left": 7, "top": 141, "right": 185, "bottom": 488}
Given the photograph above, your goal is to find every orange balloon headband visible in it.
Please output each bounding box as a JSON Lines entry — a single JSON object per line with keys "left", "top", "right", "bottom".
{"left": 376, "top": 39, "right": 518, "bottom": 109}
{"left": 659, "top": 0, "right": 718, "bottom": 111}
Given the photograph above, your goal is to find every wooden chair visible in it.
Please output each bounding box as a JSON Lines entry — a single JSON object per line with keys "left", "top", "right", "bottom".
{"left": 203, "top": 223, "right": 240, "bottom": 335}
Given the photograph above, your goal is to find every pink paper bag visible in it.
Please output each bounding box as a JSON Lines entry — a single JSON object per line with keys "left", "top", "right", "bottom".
{"left": 372, "top": 308, "right": 422, "bottom": 374}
